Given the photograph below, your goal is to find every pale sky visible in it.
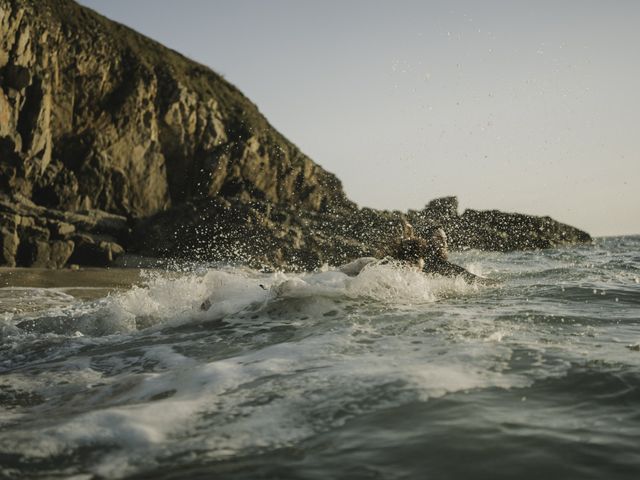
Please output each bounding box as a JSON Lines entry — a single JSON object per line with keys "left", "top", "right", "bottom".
{"left": 78, "top": 0, "right": 640, "bottom": 236}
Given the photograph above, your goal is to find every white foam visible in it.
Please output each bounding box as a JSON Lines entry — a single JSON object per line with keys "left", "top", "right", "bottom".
{"left": 270, "top": 262, "right": 477, "bottom": 305}
{"left": 0, "top": 263, "right": 506, "bottom": 477}
{"left": 6, "top": 263, "right": 481, "bottom": 338}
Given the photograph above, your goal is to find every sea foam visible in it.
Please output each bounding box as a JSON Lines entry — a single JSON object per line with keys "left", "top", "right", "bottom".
{"left": 7, "top": 262, "right": 479, "bottom": 337}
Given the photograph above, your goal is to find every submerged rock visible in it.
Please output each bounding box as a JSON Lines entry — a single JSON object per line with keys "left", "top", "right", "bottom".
{"left": 0, "top": 0, "right": 592, "bottom": 269}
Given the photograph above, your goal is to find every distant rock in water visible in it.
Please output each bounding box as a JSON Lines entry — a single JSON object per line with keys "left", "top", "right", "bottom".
{"left": 410, "top": 197, "right": 592, "bottom": 252}
{"left": 0, "top": 0, "right": 591, "bottom": 269}
{"left": 131, "top": 196, "right": 592, "bottom": 271}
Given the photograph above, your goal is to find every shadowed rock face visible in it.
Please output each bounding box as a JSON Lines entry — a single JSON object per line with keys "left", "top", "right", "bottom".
{"left": 0, "top": 0, "right": 351, "bottom": 217}
{"left": 130, "top": 196, "right": 592, "bottom": 271}
{"left": 0, "top": 0, "right": 591, "bottom": 269}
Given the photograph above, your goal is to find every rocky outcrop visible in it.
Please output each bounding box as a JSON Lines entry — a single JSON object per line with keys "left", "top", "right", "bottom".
{"left": 406, "top": 196, "right": 592, "bottom": 251}
{"left": 0, "top": 0, "right": 352, "bottom": 218}
{"left": 131, "top": 195, "right": 591, "bottom": 271}
{"left": 131, "top": 198, "right": 403, "bottom": 270}
{"left": 0, "top": 193, "right": 128, "bottom": 267}
{"left": 0, "top": 0, "right": 592, "bottom": 269}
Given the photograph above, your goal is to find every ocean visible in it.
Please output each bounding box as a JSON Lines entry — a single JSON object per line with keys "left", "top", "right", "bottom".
{"left": 1, "top": 236, "right": 639, "bottom": 479}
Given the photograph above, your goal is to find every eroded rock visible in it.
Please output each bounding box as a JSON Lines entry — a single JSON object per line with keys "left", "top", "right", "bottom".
{"left": 0, "top": 194, "right": 128, "bottom": 267}
{"left": 0, "top": 0, "right": 352, "bottom": 220}
{"left": 0, "top": 0, "right": 592, "bottom": 270}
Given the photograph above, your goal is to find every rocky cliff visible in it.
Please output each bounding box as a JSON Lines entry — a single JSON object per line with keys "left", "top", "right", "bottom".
{"left": 0, "top": 0, "right": 591, "bottom": 269}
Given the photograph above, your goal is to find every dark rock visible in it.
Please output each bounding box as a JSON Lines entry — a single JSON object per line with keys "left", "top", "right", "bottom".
{"left": 0, "top": 226, "right": 19, "bottom": 266}
{"left": 68, "top": 233, "right": 124, "bottom": 267}
{"left": 47, "top": 219, "right": 75, "bottom": 238}
{"left": 0, "top": 64, "right": 31, "bottom": 91}
{"left": 0, "top": 194, "right": 131, "bottom": 267}
{"left": 46, "top": 209, "right": 130, "bottom": 242}
{"left": 49, "top": 240, "right": 75, "bottom": 268}
{"left": 454, "top": 209, "right": 592, "bottom": 251}
{"left": 133, "top": 197, "right": 406, "bottom": 270}
{"left": 0, "top": 0, "right": 353, "bottom": 219}
{"left": 0, "top": 0, "right": 592, "bottom": 270}
{"left": 423, "top": 196, "right": 459, "bottom": 220}
{"left": 17, "top": 223, "right": 49, "bottom": 242}
{"left": 15, "top": 238, "right": 73, "bottom": 268}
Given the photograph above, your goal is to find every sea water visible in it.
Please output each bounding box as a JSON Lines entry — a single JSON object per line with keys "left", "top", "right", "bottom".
{"left": 0, "top": 236, "right": 639, "bottom": 479}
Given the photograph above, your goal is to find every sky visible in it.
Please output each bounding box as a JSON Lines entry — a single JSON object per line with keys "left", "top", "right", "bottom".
{"left": 78, "top": 0, "right": 639, "bottom": 236}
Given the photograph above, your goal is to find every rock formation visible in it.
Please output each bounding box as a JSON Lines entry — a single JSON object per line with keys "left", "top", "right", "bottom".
{"left": 0, "top": 0, "right": 591, "bottom": 269}
{"left": 131, "top": 195, "right": 591, "bottom": 271}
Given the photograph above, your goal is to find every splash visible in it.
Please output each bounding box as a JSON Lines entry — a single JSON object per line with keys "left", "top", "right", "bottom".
{"left": 7, "top": 262, "right": 480, "bottom": 337}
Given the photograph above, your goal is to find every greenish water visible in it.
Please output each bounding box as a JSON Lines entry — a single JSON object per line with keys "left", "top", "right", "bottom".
{"left": 1, "top": 237, "right": 639, "bottom": 479}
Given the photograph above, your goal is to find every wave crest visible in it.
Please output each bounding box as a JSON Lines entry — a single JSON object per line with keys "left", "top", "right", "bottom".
{"left": 8, "top": 263, "right": 478, "bottom": 337}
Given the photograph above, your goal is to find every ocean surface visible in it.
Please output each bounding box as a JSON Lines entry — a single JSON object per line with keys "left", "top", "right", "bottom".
{"left": 1, "top": 236, "right": 639, "bottom": 479}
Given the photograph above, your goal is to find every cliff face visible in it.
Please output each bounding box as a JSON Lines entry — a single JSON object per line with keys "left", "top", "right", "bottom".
{"left": 0, "top": 0, "right": 350, "bottom": 218}
{"left": 0, "top": 0, "right": 591, "bottom": 269}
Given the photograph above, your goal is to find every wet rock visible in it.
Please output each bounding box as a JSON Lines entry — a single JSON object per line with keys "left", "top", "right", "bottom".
{"left": 454, "top": 209, "right": 592, "bottom": 251}
{"left": 423, "top": 196, "right": 459, "bottom": 221}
